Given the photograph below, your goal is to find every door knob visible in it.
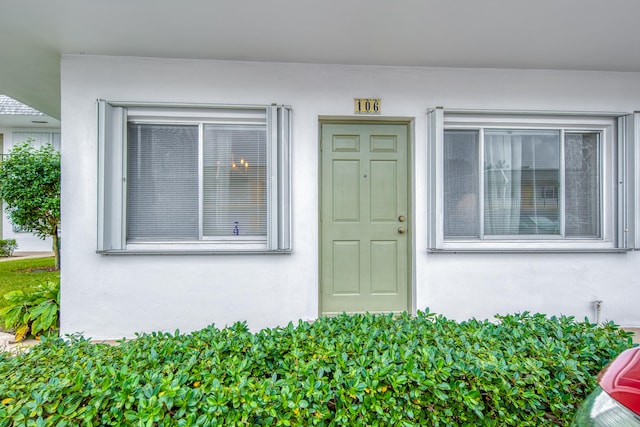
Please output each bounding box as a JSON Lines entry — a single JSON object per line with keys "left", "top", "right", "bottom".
{"left": 398, "top": 227, "right": 406, "bottom": 234}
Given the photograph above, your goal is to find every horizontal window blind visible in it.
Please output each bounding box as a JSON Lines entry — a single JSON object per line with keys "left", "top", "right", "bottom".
{"left": 127, "top": 124, "right": 199, "bottom": 241}
{"left": 443, "top": 130, "right": 479, "bottom": 238}
{"left": 565, "top": 132, "right": 600, "bottom": 238}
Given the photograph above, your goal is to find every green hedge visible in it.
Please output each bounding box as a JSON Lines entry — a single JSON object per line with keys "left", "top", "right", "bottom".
{"left": 0, "top": 312, "right": 634, "bottom": 426}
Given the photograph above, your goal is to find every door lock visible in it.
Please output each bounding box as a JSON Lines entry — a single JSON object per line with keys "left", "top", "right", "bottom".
{"left": 398, "top": 215, "right": 406, "bottom": 222}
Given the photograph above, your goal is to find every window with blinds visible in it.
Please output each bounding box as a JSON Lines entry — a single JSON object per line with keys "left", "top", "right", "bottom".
{"left": 427, "top": 108, "right": 631, "bottom": 252}
{"left": 97, "top": 101, "right": 291, "bottom": 253}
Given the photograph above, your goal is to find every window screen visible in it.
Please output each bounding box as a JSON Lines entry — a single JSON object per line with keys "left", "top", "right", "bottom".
{"left": 127, "top": 124, "right": 199, "bottom": 241}
{"left": 564, "top": 132, "right": 600, "bottom": 238}
{"left": 443, "top": 130, "right": 479, "bottom": 238}
{"left": 203, "top": 125, "right": 267, "bottom": 237}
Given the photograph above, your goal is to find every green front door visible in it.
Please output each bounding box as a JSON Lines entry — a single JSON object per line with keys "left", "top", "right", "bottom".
{"left": 320, "top": 123, "right": 410, "bottom": 314}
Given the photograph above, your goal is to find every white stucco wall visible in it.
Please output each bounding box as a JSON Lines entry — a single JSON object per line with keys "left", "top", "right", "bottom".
{"left": 60, "top": 55, "right": 640, "bottom": 339}
{"left": 0, "top": 128, "right": 59, "bottom": 252}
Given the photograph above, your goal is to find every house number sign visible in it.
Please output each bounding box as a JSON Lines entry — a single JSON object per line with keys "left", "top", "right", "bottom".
{"left": 354, "top": 98, "right": 381, "bottom": 114}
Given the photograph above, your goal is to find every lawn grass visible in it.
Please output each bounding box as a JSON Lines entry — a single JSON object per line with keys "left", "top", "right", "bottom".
{"left": 0, "top": 257, "right": 59, "bottom": 330}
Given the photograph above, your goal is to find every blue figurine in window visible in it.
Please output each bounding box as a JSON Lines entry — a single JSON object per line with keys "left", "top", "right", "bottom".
{"left": 233, "top": 221, "right": 239, "bottom": 236}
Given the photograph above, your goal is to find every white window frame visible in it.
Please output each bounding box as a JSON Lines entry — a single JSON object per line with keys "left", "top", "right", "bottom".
{"left": 427, "top": 108, "right": 635, "bottom": 252}
{"left": 97, "top": 100, "right": 292, "bottom": 254}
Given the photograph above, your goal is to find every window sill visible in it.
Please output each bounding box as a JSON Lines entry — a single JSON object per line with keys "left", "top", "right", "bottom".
{"left": 428, "top": 238, "right": 629, "bottom": 253}
{"left": 97, "top": 249, "right": 292, "bottom": 255}
{"left": 97, "top": 240, "right": 291, "bottom": 255}
{"left": 428, "top": 247, "right": 629, "bottom": 254}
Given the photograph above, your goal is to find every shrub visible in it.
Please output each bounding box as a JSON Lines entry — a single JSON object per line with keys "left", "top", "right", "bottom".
{"left": 0, "top": 239, "right": 17, "bottom": 257}
{"left": 0, "top": 281, "right": 59, "bottom": 341}
{"left": 0, "top": 311, "right": 634, "bottom": 426}
{"left": 0, "top": 142, "right": 61, "bottom": 269}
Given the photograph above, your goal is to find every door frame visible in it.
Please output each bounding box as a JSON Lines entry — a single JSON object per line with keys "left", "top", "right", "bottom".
{"left": 318, "top": 117, "right": 415, "bottom": 316}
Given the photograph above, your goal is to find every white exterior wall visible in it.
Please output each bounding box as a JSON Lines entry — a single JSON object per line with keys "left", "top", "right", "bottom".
{"left": 60, "top": 55, "right": 640, "bottom": 340}
{"left": 0, "top": 128, "right": 59, "bottom": 252}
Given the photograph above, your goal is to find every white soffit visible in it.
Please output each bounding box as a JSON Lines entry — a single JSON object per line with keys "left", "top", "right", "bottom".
{"left": 1, "top": 0, "right": 639, "bottom": 119}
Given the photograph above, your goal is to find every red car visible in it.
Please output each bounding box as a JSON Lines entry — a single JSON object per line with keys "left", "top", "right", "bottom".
{"left": 572, "top": 346, "right": 640, "bottom": 425}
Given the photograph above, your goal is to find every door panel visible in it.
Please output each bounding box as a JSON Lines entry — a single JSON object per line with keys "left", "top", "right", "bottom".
{"left": 333, "top": 241, "right": 361, "bottom": 294}
{"left": 332, "top": 160, "right": 360, "bottom": 221}
{"left": 370, "top": 241, "right": 398, "bottom": 294}
{"left": 333, "top": 135, "right": 360, "bottom": 152}
{"left": 321, "top": 123, "right": 410, "bottom": 314}
{"left": 370, "top": 160, "right": 397, "bottom": 221}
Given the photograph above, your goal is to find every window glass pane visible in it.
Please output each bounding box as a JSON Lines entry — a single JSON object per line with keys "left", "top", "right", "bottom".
{"left": 444, "top": 130, "right": 480, "bottom": 238}
{"left": 127, "top": 124, "right": 199, "bottom": 241}
{"left": 203, "top": 125, "right": 267, "bottom": 237}
{"left": 484, "top": 129, "right": 560, "bottom": 236}
{"left": 565, "top": 133, "right": 600, "bottom": 238}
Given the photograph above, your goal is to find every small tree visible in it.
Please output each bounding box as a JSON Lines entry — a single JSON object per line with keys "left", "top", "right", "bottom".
{"left": 0, "top": 142, "right": 61, "bottom": 269}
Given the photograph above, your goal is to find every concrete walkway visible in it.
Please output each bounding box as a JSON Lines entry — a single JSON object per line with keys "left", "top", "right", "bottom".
{"left": 0, "top": 332, "right": 123, "bottom": 355}
{"left": 0, "top": 251, "right": 54, "bottom": 262}
{"left": 0, "top": 332, "right": 40, "bottom": 355}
